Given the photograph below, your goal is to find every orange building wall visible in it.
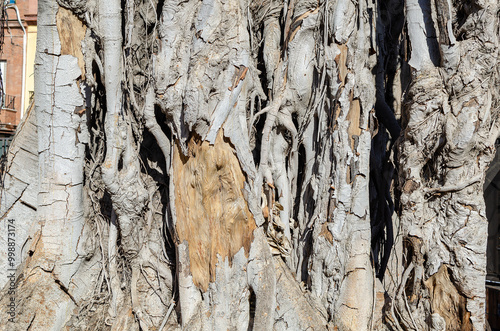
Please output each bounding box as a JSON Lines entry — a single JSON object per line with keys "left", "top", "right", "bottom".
{"left": 0, "top": 0, "right": 37, "bottom": 127}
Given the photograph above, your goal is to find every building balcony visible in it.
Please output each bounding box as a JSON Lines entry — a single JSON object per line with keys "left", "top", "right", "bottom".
{"left": 0, "top": 94, "right": 17, "bottom": 136}
{"left": 2, "top": 94, "right": 15, "bottom": 110}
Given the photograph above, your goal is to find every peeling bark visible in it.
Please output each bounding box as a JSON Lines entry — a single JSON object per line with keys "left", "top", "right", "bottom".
{"left": 395, "top": 0, "right": 500, "bottom": 329}
{"left": 0, "top": 0, "right": 499, "bottom": 330}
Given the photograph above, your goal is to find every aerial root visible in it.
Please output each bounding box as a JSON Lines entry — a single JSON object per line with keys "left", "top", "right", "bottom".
{"left": 131, "top": 262, "right": 152, "bottom": 331}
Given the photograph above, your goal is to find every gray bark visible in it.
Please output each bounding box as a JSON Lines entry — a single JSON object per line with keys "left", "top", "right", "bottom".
{"left": 0, "top": 1, "right": 98, "bottom": 329}
{"left": 0, "top": 0, "right": 498, "bottom": 330}
{"left": 394, "top": 0, "right": 500, "bottom": 329}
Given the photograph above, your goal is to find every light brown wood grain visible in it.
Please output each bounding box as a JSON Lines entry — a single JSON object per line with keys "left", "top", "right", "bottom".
{"left": 56, "top": 7, "right": 86, "bottom": 77}
{"left": 173, "top": 131, "right": 256, "bottom": 291}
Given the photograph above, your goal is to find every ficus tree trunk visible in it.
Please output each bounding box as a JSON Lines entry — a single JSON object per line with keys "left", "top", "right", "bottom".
{"left": 0, "top": 0, "right": 498, "bottom": 330}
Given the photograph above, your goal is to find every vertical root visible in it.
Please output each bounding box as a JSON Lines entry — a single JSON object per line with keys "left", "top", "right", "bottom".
{"left": 131, "top": 263, "right": 151, "bottom": 331}
{"left": 144, "top": 86, "right": 171, "bottom": 168}
{"left": 108, "top": 210, "right": 123, "bottom": 320}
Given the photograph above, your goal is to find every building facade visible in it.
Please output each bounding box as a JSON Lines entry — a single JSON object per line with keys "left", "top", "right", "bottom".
{"left": 0, "top": 0, "right": 37, "bottom": 138}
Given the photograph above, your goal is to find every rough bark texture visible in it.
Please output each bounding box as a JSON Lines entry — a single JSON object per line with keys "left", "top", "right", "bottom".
{"left": 0, "top": 1, "right": 97, "bottom": 329}
{"left": 394, "top": 0, "right": 500, "bottom": 329}
{"left": 0, "top": 0, "right": 499, "bottom": 330}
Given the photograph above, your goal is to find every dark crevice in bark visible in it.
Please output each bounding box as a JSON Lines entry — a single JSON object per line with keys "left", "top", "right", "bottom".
{"left": 452, "top": 1, "right": 482, "bottom": 41}
{"left": 293, "top": 142, "right": 306, "bottom": 221}
{"left": 251, "top": 111, "right": 266, "bottom": 167}
{"left": 155, "top": 0, "right": 164, "bottom": 22}
{"left": 369, "top": 0, "right": 403, "bottom": 281}
{"left": 248, "top": 287, "right": 256, "bottom": 331}
{"left": 298, "top": 228, "right": 313, "bottom": 285}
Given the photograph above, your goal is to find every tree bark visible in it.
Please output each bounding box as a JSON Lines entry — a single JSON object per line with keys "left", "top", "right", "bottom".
{"left": 394, "top": 0, "right": 500, "bottom": 329}
{"left": 0, "top": 0, "right": 498, "bottom": 330}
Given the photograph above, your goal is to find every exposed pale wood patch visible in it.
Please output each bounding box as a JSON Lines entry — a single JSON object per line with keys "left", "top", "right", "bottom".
{"left": 228, "top": 65, "right": 248, "bottom": 91}
{"left": 402, "top": 179, "right": 420, "bottom": 194}
{"left": 463, "top": 97, "right": 479, "bottom": 108}
{"left": 173, "top": 131, "right": 256, "bottom": 292}
{"left": 335, "top": 44, "right": 348, "bottom": 85}
{"left": 424, "top": 264, "right": 472, "bottom": 331}
{"left": 56, "top": 7, "right": 86, "bottom": 77}
{"left": 347, "top": 97, "right": 361, "bottom": 150}
{"left": 319, "top": 222, "right": 333, "bottom": 244}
